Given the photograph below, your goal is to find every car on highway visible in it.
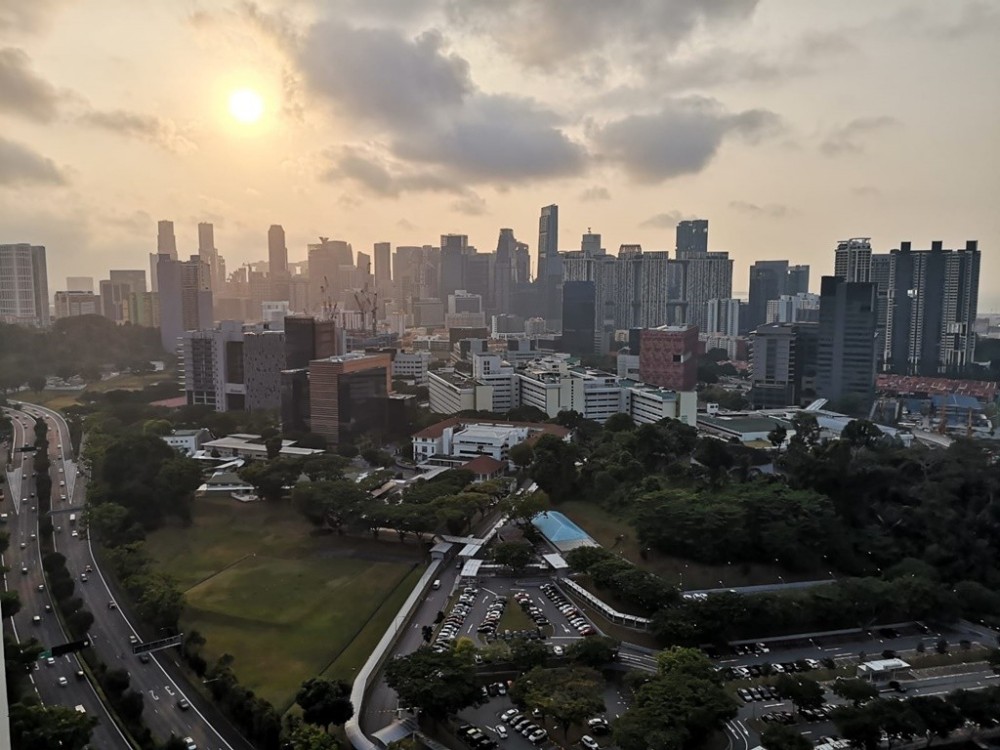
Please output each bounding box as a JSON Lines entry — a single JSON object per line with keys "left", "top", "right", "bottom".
{"left": 58, "top": 676, "right": 68, "bottom": 687}
{"left": 21, "top": 565, "right": 28, "bottom": 575}
{"left": 183, "top": 738, "right": 197, "bottom": 750}
{"left": 177, "top": 697, "right": 190, "bottom": 711}
{"left": 32, "top": 615, "right": 41, "bottom": 625}
{"left": 19, "top": 542, "right": 25, "bottom": 549}
{"left": 107, "top": 601, "right": 117, "bottom": 610}
{"left": 37, "top": 584, "right": 44, "bottom": 592}
{"left": 80, "top": 573, "right": 88, "bottom": 583}
{"left": 46, "top": 657, "right": 55, "bottom": 667}
{"left": 71, "top": 530, "right": 78, "bottom": 538}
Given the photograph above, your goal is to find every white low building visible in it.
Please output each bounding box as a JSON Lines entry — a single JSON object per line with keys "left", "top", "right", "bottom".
{"left": 162, "top": 428, "right": 214, "bottom": 456}
{"left": 391, "top": 350, "right": 432, "bottom": 385}
{"left": 201, "top": 433, "right": 325, "bottom": 460}
{"left": 412, "top": 417, "right": 571, "bottom": 469}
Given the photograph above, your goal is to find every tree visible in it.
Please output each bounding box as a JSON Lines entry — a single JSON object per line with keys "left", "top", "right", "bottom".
{"left": 694, "top": 438, "right": 735, "bottom": 486}
{"left": 948, "top": 688, "right": 1000, "bottom": 731}
{"left": 906, "top": 696, "right": 962, "bottom": 746}
{"left": 528, "top": 435, "right": 579, "bottom": 502}
{"left": 239, "top": 457, "right": 303, "bottom": 503}
{"left": 504, "top": 490, "right": 550, "bottom": 526}
{"left": 875, "top": 699, "right": 924, "bottom": 748}
{"left": 283, "top": 720, "right": 340, "bottom": 749}
{"left": 27, "top": 375, "right": 46, "bottom": 393}
{"left": 9, "top": 702, "right": 98, "bottom": 750}
{"left": 0, "top": 591, "right": 22, "bottom": 619}
{"left": 774, "top": 675, "right": 825, "bottom": 712}
{"left": 762, "top": 724, "right": 813, "bottom": 750}
{"left": 295, "top": 678, "right": 355, "bottom": 732}
{"left": 292, "top": 480, "right": 369, "bottom": 532}
{"left": 831, "top": 705, "right": 882, "bottom": 750}
{"left": 566, "top": 636, "right": 619, "bottom": 668}
{"left": 509, "top": 442, "right": 534, "bottom": 470}
{"left": 842, "top": 420, "right": 884, "bottom": 449}
{"left": 492, "top": 541, "right": 534, "bottom": 573}
{"left": 510, "top": 666, "right": 605, "bottom": 738}
{"left": 768, "top": 425, "right": 788, "bottom": 452}
{"left": 832, "top": 679, "right": 878, "bottom": 707}
{"left": 510, "top": 639, "right": 551, "bottom": 672}
{"left": 789, "top": 413, "right": 820, "bottom": 452}
{"left": 384, "top": 648, "right": 480, "bottom": 721}
{"left": 605, "top": 413, "right": 635, "bottom": 433}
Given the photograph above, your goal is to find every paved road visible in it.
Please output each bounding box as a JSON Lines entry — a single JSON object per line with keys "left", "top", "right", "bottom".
{"left": 2, "top": 408, "right": 129, "bottom": 749}
{"left": 13, "top": 402, "right": 254, "bottom": 750}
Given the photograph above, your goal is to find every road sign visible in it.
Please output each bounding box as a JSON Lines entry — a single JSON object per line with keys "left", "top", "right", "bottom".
{"left": 131, "top": 633, "right": 183, "bottom": 655}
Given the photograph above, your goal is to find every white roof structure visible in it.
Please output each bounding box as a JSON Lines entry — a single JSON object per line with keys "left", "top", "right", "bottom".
{"left": 461, "top": 559, "right": 484, "bottom": 578}
{"left": 542, "top": 553, "right": 569, "bottom": 570}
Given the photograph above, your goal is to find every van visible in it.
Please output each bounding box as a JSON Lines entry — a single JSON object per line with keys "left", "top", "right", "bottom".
{"left": 432, "top": 579, "right": 441, "bottom": 590}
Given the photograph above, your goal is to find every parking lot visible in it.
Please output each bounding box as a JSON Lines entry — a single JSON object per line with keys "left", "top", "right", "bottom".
{"left": 433, "top": 578, "right": 599, "bottom": 649}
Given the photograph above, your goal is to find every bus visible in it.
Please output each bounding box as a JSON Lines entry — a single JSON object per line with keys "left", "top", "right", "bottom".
{"left": 69, "top": 513, "right": 77, "bottom": 526}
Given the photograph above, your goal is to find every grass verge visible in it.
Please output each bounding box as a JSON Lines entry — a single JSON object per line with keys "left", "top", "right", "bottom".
{"left": 145, "top": 496, "right": 424, "bottom": 710}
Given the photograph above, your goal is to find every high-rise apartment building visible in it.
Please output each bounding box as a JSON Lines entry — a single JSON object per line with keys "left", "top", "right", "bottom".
{"left": 747, "top": 260, "right": 789, "bottom": 331}
{"left": 869, "top": 253, "right": 893, "bottom": 343}
{"left": 885, "top": 240, "right": 980, "bottom": 375}
{"left": 0, "top": 243, "right": 49, "bottom": 326}
{"left": 683, "top": 251, "right": 733, "bottom": 332}
{"left": 816, "top": 276, "right": 877, "bottom": 408}
{"left": 638, "top": 325, "right": 700, "bottom": 391}
{"left": 157, "top": 255, "right": 213, "bottom": 352}
{"left": 243, "top": 329, "right": 286, "bottom": 412}
{"left": 180, "top": 320, "right": 246, "bottom": 411}
{"left": 66, "top": 276, "right": 94, "bottom": 293}
{"left": 54, "top": 291, "right": 100, "bottom": 318}
{"left": 834, "top": 237, "right": 872, "bottom": 283}
{"left": 706, "top": 298, "right": 742, "bottom": 336}
{"left": 675, "top": 219, "right": 708, "bottom": 259}
{"left": 126, "top": 291, "right": 159, "bottom": 327}
{"left": 750, "top": 322, "right": 818, "bottom": 409}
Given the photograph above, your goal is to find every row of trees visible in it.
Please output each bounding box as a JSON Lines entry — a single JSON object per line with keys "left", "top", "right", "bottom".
{"left": 565, "top": 547, "right": 679, "bottom": 612}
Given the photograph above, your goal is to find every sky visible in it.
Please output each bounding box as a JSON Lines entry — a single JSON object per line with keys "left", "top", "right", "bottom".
{"left": 1, "top": 0, "right": 998, "bottom": 305}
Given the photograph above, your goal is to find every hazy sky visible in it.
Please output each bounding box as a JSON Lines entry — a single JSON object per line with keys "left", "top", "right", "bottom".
{"left": 1, "top": 0, "right": 998, "bottom": 304}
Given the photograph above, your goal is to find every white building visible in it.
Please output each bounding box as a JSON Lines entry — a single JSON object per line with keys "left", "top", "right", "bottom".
{"left": 201, "top": 433, "right": 324, "bottom": 460}
{"left": 162, "top": 428, "right": 214, "bottom": 456}
{"left": 616, "top": 353, "right": 640, "bottom": 380}
{"left": 391, "top": 350, "right": 432, "bottom": 385}
{"left": 428, "top": 369, "right": 493, "bottom": 414}
{"left": 0, "top": 244, "right": 49, "bottom": 326}
{"left": 411, "top": 417, "right": 571, "bottom": 468}
{"left": 624, "top": 384, "right": 698, "bottom": 426}
{"left": 261, "top": 301, "right": 290, "bottom": 328}
{"left": 472, "top": 354, "right": 516, "bottom": 412}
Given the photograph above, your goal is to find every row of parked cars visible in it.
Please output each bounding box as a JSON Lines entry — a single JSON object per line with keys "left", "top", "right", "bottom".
{"left": 433, "top": 586, "right": 479, "bottom": 652}
{"left": 539, "top": 583, "right": 597, "bottom": 637}
{"left": 724, "top": 658, "right": 832, "bottom": 681}
{"left": 458, "top": 724, "right": 498, "bottom": 750}
{"left": 498, "top": 708, "right": 548, "bottom": 745}
{"left": 475, "top": 592, "right": 509, "bottom": 638}
{"left": 513, "top": 592, "right": 550, "bottom": 628}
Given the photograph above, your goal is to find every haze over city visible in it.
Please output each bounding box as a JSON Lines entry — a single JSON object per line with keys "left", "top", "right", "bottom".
{"left": 1, "top": 0, "right": 997, "bottom": 304}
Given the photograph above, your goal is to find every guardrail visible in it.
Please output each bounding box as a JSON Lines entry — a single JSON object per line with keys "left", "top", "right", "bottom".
{"left": 561, "top": 578, "right": 652, "bottom": 630}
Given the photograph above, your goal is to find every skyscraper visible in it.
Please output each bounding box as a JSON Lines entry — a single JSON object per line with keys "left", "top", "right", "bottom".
{"left": 374, "top": 242, "right": 392, "bottom": 294}
{"left": 493, "top": 228, "right": 517, "bottom": 315}
{"left": 834, "top": 237, "right": 872, "bottom": 282}
{"left": 706, "top": 298, "right": 742, "bottom": 336}
{"left": 157, "top": 220, "right": 177, "bottom": 258}
{"left": 750, "top": 322, "right": 819, "bottom": 409}
{"left": 675, "top": 219, "right": 708, "bottom": 259}
{"left": 0, "top": 244, "right": 49, "bottom": 326}
{"left": 816, "top": 276, "right": 877, "bottom": 409}
{"left": 561, "top": 281, "right": 596, "bottom": 356}
{"left": 537, "top": 205, "right": 562, "bottom": 325}
{"left": 747, "top": 260, "right": 790, "bottom": 331}
{"left": 787, "top": 265, "right": 810, "bottom": 295}
{"left": 268, "top": 225, "right": 288, "bottom": 276}
{"left": 157, "top": 255, "right": 213, "bottom": 352}
{"left": 308, "top": 238, "right": 353, "bottom": 314}
{"left": 439, "top": 234, "right": 468, "bottom": 299}
{"left": 885, "top": 240, "right": 980, "bottom": 375}
{"left": 100, "top": 270, "right": 146, "bottom": 322}
{"left": 683, "top": 251, "right": 733, "bottom": 331}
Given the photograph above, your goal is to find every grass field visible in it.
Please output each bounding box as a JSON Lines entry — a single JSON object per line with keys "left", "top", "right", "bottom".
{"left": 559, "top": 500, "right": 824, "bottom": 590}
{"left": 16, "top": 372, "right": 171, "bottom": 410}
{"left": 145, "top": 496, "right": 424, "bottom": 710}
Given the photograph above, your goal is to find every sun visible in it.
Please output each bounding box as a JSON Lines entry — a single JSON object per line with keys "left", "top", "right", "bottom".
{"left": 228, "top": 88, "right": 264, "bottom": 124}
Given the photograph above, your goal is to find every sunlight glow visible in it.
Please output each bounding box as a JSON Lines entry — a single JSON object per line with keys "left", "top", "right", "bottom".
{"left": 228, "top": 88, "right": 264, "bottom": 124}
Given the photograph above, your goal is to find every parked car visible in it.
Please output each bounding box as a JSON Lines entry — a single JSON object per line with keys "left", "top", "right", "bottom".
{"left": 581, "top": 735, "right": 599, "bottom": 750}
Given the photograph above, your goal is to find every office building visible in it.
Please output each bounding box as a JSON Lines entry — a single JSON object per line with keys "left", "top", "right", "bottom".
{"left": 126, "top": 291, "right": 159, "bottom": 327}
{"left": 750, "top": 322, "right": 819, "bottom": 409}
{"left": 54, "top": 290, "right": 100, "bottom": 318}
{"left": 284, "top": 315, "right": 338, "bottom": 369}
{"left": 675, "top": 219, "right": 708, "bottom": 259}
{"left": 885, "top": 240, "right": 980, "bottom": 375}
{"left": 0, "top": 243, "right": 49, "bottom": 326}
{"left": 413, "top": 298, "right": 445, "bottom": 328}
{"left": 493, "top": 228, "right": 517, "bottom": 315}
{"left": 561, "top": 281, "right": 596, "bottom": 356}
{"left": 513, "top": 242, "right": 531, "bottom": 285}
{"left": 492, "top": 314, "right": 525, "bottom": 336}
{"left": 243, "top": 330, "right": 286, "bottom": 412}
{"left": 391, "top": 350, "right": 432, "bottom": 385}
{"left": 788, "top": 265, "right": 810, "bottom": 295}
{"left": 767, "top": 293, "right": 821, "bottom": 324}
{"left": 356, "top": 251, "right": 372, "bottom": 278}
{"left": 747, "top": 260, "right": 789, "bottom": 331}
{"left": 816, "top": 276, "right": 877, "bottom": 408}
{"left": 537, "top": 205, "right": 562, "bottom": 325}
{"left": 157, "top": 220, "right": 177, "bottom": 258}
{"left": 100, "top": 269, "right": 146, "bottom": 322}
{"left": 269, "top": 225, "right": 290, "bottom": 301}
{"left": 280, "top": 369, "right": 311, "bottom": 434}
{"left": 439, "top": 234, "right": 468, "bottom": 300}
{"left": 308, "top": 238, "right": 353, "bottom": 313}
{"left": 446, "top": 289, "right": 486, "bottom": 329}
{"left": 308, "top": 352, "right": 393, "bottom": 443}
{"left": 638, "top": 325, "right": 699, "bottom": 391}
{"left": 157, "top": 255, "right": 213, "bottom": 352}
{"left": 834, "top": 237, "right": 872, "bottom": 282}
{"left": 66, "top": 276, "right": 94, "bottom": 293}
{"left": 180, "top": 321, "right": 246, "bottom": 411}
{"left": 706, "top": 298, "right": 742, "bottom": 336}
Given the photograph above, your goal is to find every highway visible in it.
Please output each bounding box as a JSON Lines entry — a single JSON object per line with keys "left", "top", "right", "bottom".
{"left": 7, "top": 402, "right": 253, "bottom": 750}
{"left": 2, "top": 407, "right": 129, "bottom": 749}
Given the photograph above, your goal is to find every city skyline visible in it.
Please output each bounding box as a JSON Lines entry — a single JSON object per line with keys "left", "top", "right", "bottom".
{"left": 0, "top": 1, "right": 997, "bottom": 306}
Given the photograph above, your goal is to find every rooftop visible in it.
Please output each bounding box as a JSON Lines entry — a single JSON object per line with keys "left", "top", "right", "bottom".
{"left": 462, "top": 455, "right": 505, "bottom": 475}
{"left": 413, "top": 416, "right": 570, "bottom": 441}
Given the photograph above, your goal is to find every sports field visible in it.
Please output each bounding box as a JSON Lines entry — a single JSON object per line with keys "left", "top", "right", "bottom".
{"left": 145, "top": 495, "right": 424, "bottom": 710}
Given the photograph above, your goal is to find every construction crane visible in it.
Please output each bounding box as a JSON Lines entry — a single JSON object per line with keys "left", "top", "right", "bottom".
{"left": 354, "top": 282, "right": 378, "bottom": 336}
{"left": 318, "top": 275, "right": 339, "bottom": 321}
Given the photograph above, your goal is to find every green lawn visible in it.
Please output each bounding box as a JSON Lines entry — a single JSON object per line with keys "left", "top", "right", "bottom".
{"left": 145, "top": 496, "right": 424, "bottom": 710}
{"left": 559, "top": 500, "right": 824, "bottom": 589}
{"left": 16, "top": 372, "right": 171, "bottom": 410}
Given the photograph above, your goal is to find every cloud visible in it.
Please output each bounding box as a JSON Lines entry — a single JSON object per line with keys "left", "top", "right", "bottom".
{"left": 729, "top": 200, "right": 794, "bottom": 219}
{"left": 445, "top": 0, "right": 758, "bottom": 71}
{"left": 396, "top": 218, "right": 416, "bottom": 230}
{"left": 934, "top": 1, "right": 1000, "bottom": 40}
{"left": 323, "top": 147, "right": 465, "bottom": 197}
{"left": 0, "top": 48, "right": 60, "bottom": 121}
{"left": 78, "top": 109, "right": 196, "bottom": 153}
{"left": 593, "top": 98, "right": 782, "bottom": 182}
{"left": 392, "top": 93, "right": 586, "bottom": 181}
{"left": 450, "top": 194, "right": 487, "bottom": 216}
{"left": 298, "top": 23, "right": 470, "bottom": 127}
{"left": 820, "top": 116, "right": 898, "bottom": 156}
{"left": 641, "top": 211, "right": 690, "bottom": 229}
{"left": 0, "top": 0, "right": 71, "bottom": 33}
{"left": 0, "top": 137, "right": 66, "bottom": 186}
{"left": 852, "top": 185, "right": 882, "bottom": 198}
{"left": 579, "top": 186, "right": 611, "bottom": 202}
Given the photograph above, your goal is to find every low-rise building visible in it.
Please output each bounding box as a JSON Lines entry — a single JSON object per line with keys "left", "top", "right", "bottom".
{"left": 201, "top": 433, "right": 324, "bottom": 460}
{"left": 391, "top": 350, "right": 432, "bottom": 385}
{"left": 161, "top": 428, "right": 214, "bottom": 456}
{"left": 412, "top": 417, "right": 570, "bottom": 469}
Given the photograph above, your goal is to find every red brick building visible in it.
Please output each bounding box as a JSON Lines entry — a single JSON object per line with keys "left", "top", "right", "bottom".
{"left": 638, "top": 325, "right": 700, "bottom": 391}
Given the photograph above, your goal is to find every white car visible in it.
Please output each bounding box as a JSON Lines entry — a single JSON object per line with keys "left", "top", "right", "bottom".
{"left": 496, "top": 725, "right": 508, "bottom": 739}
{"left": 183, "top": 737, "right": 197, "bottom": 750}
{"left": 46, "top": 657, "right": 55, "bottom": 667}
{"left": 58, "top": 676, "right": 68, "bottom": 687}
{"left": 581, "top": 735, "right": 599, "bottom": 750}
{"left": 71, "top": 530, "right": 78, "bottom": 538}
